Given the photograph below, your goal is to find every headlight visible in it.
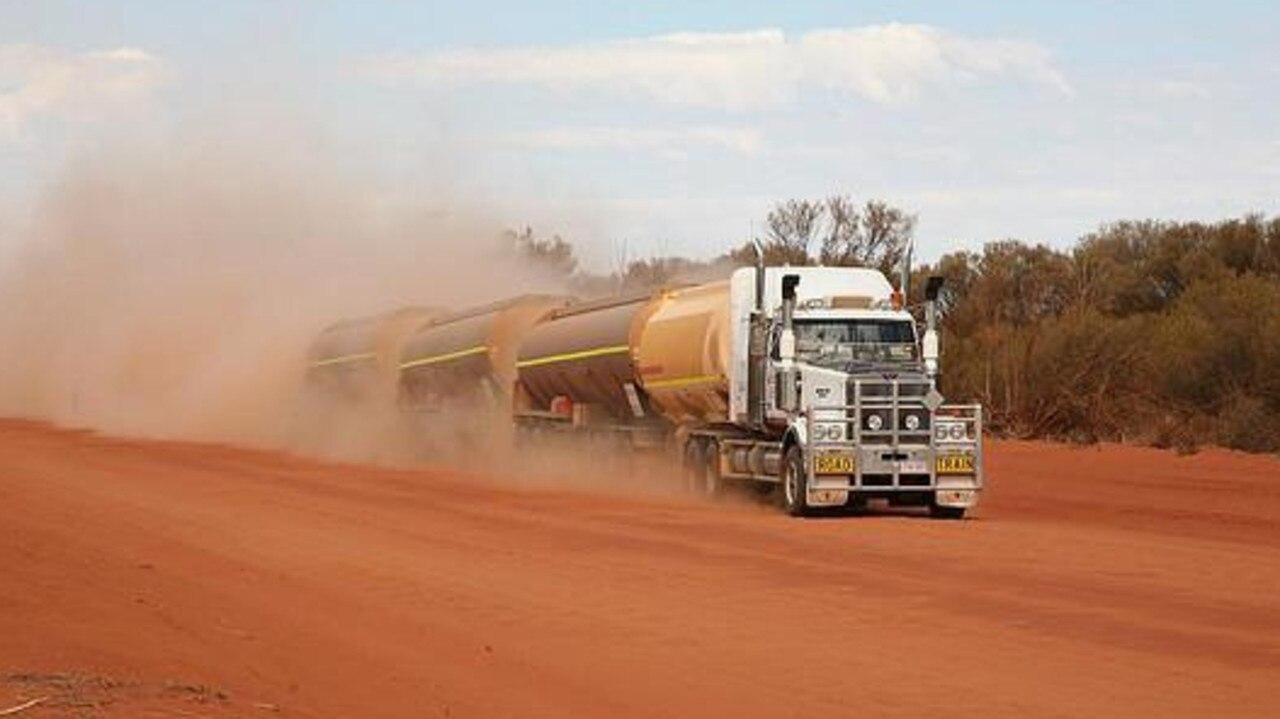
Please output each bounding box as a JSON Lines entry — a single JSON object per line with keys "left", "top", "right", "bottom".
{"left": 904, "top": 414, "right": 921, "bottom": 431}
{"left": 814, "top": 423, "right": 843, "bottom": 441}
{"left": 865, "top": 414, "right": 883, "bottom": 431}
{"left": 936, "top": 421, "right": 967, "bottom": 441}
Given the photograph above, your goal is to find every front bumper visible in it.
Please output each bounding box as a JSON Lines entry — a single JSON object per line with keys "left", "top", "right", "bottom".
{"left": 803, "top": 402, "right": 984, "bottom": 508}
{"left": 806, "top": 444, "right": 982, "bottom": 502}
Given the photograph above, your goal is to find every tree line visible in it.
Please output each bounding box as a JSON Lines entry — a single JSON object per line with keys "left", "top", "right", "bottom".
{"left": 915, "top": 216, "right": 1280, "bottom": 454}
{"left": 507, "top": 201, "right": 1280, "bottom": 454}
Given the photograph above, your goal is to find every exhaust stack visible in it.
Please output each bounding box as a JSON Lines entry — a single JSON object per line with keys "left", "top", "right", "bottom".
{"left": 923, "top": 275, "right": 945, "bottom": 388}
{"left": 779, "top": 274, "right": 800, "bottom": 413}
{"left": 746, "top": 241, "right": 767, "bottom": 427}
{"left": 900, "top": 238, "right": 914, "bottom": 300}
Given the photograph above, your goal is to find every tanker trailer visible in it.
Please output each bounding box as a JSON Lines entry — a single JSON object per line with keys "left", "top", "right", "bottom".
{"left": 516, "top": 263, "right": 984, "bottom": 519}
{"left": 398, "top": 295, "right": 570, "bottom": 413}
{"left": 307, "top": 306, "right": 439, "bottom": 405}
{"left": 512, "top": 291, "right": 669, "bottom": 445}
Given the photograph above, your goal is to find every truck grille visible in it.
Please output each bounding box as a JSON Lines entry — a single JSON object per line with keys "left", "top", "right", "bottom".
{"left": 848, "top": 376, "right": 932, "bottom": 441}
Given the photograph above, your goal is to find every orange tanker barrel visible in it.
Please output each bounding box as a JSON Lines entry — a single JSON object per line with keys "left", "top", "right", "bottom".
{"left": 398, "top": 295, "right": 568, "bottom": 407}
{"left": 515, "top": 292, "right": 664, "bottom": 423}
{"left": 635, "top": 281, "right": 732, "bottom": 423}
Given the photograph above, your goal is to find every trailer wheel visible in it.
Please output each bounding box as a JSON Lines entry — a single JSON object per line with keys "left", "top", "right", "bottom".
{"left": 781, "top": 445, "right": 811, "bottom": 517}
{"left": 682, "top": 439, "right": 705, "bottom": 495}
{"left": 700, "top": 440, "right": 723, "bottom": 498}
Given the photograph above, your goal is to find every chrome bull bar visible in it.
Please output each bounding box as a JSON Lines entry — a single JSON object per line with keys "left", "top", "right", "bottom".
{"left": 803, "top": 384, "right": 984, "bottom": 493}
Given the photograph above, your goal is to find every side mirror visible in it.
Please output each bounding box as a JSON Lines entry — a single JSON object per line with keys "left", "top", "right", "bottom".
{"left": 781, "top": 274, "right": 800, "bottom": 301}
{"left": 923, "top": 275, "right": 943, "bottom": 383}
{"left": 925, "top": 275, "right": 945, "bottom": 301}
{"left": 922, "top": 327, "right": 939, "bottom": 363}
{"left": 779, "top": 274, "right": 800, "bottom": 363}
{"left": 922, "top": 328, "right": 940, "bottom": 378}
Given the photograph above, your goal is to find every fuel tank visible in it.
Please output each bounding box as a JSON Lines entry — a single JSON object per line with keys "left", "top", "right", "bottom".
{"left": 398, "top": 295, "right": 569, "bottom": 407}
{"left": 515, "top": 292, "right": 663, "bottom": 422}
{"left": 635, "top": 281, "right": 732, "bottom": 423}
{"left": 308, "top": 306, "right": 438, "bottom": 400}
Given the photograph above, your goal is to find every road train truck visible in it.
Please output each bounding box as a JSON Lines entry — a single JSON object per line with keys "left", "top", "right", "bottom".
{"left": 512, "top": 264, "right": 984, "bottom": 518}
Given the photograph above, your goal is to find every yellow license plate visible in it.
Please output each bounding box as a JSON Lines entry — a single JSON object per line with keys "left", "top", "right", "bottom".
{"left": 936, "top": 454, "right": 975, "bottom": 475}
{"left": 815, "top": 454, "right": 855, "bottom": 474}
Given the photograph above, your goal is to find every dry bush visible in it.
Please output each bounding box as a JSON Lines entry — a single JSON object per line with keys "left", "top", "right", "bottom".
{"left": 927, "top": 215, "right": 1280, "bottom": 455}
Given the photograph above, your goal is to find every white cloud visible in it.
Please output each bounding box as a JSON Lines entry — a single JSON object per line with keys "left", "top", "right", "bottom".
{"left": 801, "top": 25, "right": 1070, "bottom": 102}
{"left": 500, "top": 125, "right": 762, "bottom": 158}
{"left": 1152, "top": 79, "right": 1212, "bottom": 100}
{"left": 0, "top": 44, "right": 168, "bottom": 138}
{"left": 358, "top": 23, "right": 1068, "bottom": 109}
{"left": 365, "top": 29, "right": 792, "bottom": 110}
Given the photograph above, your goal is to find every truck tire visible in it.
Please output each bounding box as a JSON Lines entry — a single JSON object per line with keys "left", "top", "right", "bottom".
{"left": 781, "top": 444, "right": 811, "bottom": 517}
{"left": 700, "top": 440, "right": 723, "bottom": 498}
{"left": 929, "top": 499, "right": 967, "bottom": 520}
{"left": 682, "top": 439, "right": 705, "bottom": 495}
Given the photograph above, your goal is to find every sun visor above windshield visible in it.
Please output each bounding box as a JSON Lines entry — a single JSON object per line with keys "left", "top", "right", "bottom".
{"left": 829, "top": 296, "right": 875, "bottom": 309}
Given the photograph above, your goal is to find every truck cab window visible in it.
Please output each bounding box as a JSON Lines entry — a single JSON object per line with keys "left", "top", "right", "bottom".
{"left": 793, "top": 319, "right": 917, "bottom": 370}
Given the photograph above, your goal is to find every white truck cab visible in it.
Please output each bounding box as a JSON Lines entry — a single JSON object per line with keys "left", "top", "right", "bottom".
{"left": 723, "top": 266, "right": 984, "bottom": 518}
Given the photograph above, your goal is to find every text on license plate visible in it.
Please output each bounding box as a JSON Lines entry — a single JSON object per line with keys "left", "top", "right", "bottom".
{"left": 815, "top": 454, "right": 855, "bottom": 474}
{"left": 936, "top": 454, "right": 976, "bottom": 474}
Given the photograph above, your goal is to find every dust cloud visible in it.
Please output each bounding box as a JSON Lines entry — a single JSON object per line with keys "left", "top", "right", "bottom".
{"left": 0, "top": 132, "right": 570, "bottom": 456}
{"left": 0, "top": 131, "right": 731, "bottom": 504}
{"left": 393, "top": 403, "right": 705, "bottom": 502}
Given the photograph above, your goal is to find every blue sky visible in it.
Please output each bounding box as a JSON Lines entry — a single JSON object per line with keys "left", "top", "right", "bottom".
{"left": 2, "top": 1, "right": 1277, "bottom": 266}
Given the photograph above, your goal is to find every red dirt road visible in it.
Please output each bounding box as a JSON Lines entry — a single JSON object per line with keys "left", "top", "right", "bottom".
{"left": 2, "top": 420, "right": 1279, "bottom": 718}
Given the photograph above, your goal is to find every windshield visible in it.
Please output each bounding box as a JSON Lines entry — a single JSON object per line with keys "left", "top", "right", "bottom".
{"left": 792, "top": 319, "right": 918, "bottom": 370}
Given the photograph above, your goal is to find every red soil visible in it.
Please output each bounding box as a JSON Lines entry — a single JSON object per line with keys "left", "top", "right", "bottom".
{"left": 2, "top": 420, "right": 1278, "bottom": 717}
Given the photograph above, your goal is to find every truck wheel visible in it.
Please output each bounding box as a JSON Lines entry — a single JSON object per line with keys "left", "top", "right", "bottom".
{"left": 781, "top": 445, "right": 811, "bottom": 517}
{"left": 929, "top": 500, "right": 967, "bottom": 520}
{"left": 701, "top": 440, "right": 723, "bottom": 498}
{"left": 682, "top": 440, "right": 705, "bottom": 495}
